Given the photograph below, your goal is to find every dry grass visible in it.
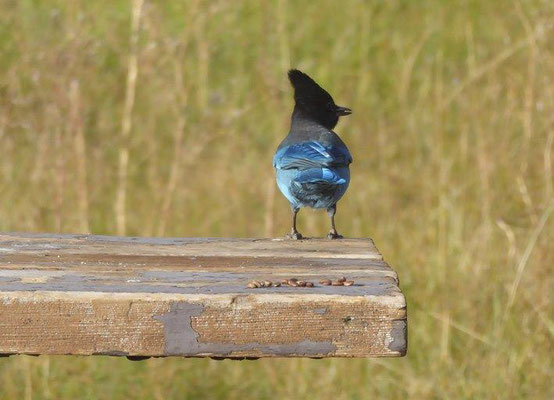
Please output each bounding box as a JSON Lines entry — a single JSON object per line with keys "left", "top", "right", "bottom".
{"left": 0, "top": 0, "right": 553, "bottom": 398}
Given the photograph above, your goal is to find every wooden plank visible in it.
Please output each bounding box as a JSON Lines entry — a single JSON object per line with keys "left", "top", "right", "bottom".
{"left": 0, "top": 233, "right": 407, "bottom": 358}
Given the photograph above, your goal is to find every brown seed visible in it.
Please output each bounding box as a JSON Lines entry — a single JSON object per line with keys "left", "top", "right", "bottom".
{"left": 289, "top": 280, "right": 298, "bottom": 287}
{"left": 297, "top": 280, "right": 306, "bottom": 287}
{"left": 320, "top": 279, "right": 332, "bottom": 286}
{"left": 263, "top": 280, "right": 272, "bottom": 287}
{"left": 332, "top": 281, "right": 344, "bottom": 286}
{"left": 338, "top": 276, "right": 346, "bottom": 283}
{"left": 252, "top": 280, "right": 262, "bottom": 288}
{"left": 306, "top": 282, "right": 314, "bottom": 287}
{"left": 343, "top": 280, "right": 354, "bottom": 286}
{"left": 247, "top": 282, "right": 257, "bottom": 289}
{"left": 288, "top": 278, "right": 298, "bottom": 284}
{"left": 282, "top": 279, "right": 289, "bottom": 285}
{"left": 273, "top": 282, "right": 281, "bottom": 287}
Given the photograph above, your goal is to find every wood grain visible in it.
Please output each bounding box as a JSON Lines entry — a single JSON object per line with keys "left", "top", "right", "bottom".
{"left": 0, "top": 233, "right": 407, "bottom": 358}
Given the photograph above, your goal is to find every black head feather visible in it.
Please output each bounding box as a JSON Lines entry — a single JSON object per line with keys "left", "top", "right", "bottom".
{"left": 288, "top": 69, "right": 351, "bottom": 130}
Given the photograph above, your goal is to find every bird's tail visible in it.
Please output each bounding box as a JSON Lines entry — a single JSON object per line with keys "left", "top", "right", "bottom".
{"left": 290, "top": 168, "right": 347, "bottom": 208}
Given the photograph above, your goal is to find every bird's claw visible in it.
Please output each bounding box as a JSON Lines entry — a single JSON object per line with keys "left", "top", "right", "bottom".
{"left": 327, "top": 231, "right": 343, "bottom": 239}
{"left": 287, "top": 231, "right": 303, "bottom": 240}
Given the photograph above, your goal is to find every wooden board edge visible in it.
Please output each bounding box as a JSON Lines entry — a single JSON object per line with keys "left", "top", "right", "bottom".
{"left": 0, "top": 291, "right": 407, "bottom": 358}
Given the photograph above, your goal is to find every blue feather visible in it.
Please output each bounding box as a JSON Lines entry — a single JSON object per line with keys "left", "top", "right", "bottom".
{"left": 273, "top": 140, "right": 352, "bottom": 171}
{"left": 294, "top": 168, "right": 346, "bottom": 185}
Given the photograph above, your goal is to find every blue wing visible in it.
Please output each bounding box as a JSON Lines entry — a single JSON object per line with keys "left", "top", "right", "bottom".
{"left": 294, "top": 168, "right": 346, "bottom": 185}
{"left": 273, "top": 141, "right": 352, "bottom": 170}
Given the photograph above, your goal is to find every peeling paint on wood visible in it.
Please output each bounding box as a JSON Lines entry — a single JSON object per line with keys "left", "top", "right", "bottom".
{"left": 0, "top": 233, "right": 407, "bottom": 358}
{"left": 154, "top": 302, "right": 336, "bottom": 357}
{"left": 388, "top": 319, "right": 408, "bottom": 355}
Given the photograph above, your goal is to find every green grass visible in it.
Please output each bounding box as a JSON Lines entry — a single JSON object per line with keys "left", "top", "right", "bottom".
{"left": 1, "top": 0, "right": 553, "bottom": 398}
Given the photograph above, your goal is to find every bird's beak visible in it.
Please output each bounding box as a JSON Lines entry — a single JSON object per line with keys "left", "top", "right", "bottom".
{"left": 335, "top": 106, "right": 352, "bottom": 116}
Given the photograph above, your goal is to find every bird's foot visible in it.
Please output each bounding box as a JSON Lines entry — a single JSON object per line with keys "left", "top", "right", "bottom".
{"left": 327, "top": 230, "right": 343, "bottom": 240}
{"left": 286, "top": 231, "right": 303, "bottom": 240}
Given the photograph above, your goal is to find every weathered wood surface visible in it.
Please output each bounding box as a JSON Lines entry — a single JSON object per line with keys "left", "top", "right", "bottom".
{"left": 0, "top": 233, "right": 407, "bottom": 358}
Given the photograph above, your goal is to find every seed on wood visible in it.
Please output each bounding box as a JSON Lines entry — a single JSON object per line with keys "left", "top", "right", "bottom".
{"left": 247, "top": 282, "right": 257, "bottom": 289}
{"left": 338, "top": 276, "right": 346, "bottom": 283}
{"left": 263, "top": 280, "right": 272, "bottom": 287}
{"left": 332, "top": 281, "right": 344, "bottom": 286}
{"left": 306, "top": 282, "right": 314, "bottom": 287}
{"left": 282, "top": 279, "right": 289, "bottom": 285}
{"left": 289, "top": 280, "right": 298, "bottom": 287}
{"left": 288, "top": 278, "right": 298, "bottom": 284}
{"left": 343, "top": 280, "right": 354, "bottom": 286}
{"left": 252, "top": 280, "right": 262, "bottom": 288}
{"left": 273, "top": 282, "right": 281, "bottom": 287}
{"left": 320, "top": 279, "right": 332, "bottom": 286}
{"left": 297, "top": 280, "right": 306, "bottom": 287}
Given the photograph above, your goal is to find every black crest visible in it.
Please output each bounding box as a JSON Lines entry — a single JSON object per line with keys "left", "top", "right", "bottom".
{"left": 288, "top": 69, "right": 334, "bottom": 106}
{"left": 288, "top": 69, "right": 351, "bottom": 130}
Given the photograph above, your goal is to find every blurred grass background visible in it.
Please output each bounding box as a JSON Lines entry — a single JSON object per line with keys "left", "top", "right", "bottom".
{"left": 1, "top": 0, "right": 553, "bottom": 398}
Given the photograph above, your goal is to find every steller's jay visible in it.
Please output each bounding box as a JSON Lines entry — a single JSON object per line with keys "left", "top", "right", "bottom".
{"left": 273, "top": 69, "right": 352, "bottom": 239}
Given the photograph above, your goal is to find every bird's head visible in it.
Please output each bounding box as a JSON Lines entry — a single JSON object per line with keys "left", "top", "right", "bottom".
{"left": 288, "top": 69, "right": 351, "bottom": 129}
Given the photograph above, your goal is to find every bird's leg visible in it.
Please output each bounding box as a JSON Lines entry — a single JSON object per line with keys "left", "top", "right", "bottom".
{"left": 327, "top": 204, "right": 343, "bottom": 239}
{"left": 287, "top": 207, "right": 303, "bottom": 240}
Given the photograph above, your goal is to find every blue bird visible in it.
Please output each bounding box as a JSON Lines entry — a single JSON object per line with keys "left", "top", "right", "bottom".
{"left": 273, "top": 69, "right": 352, "bottom": 239}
